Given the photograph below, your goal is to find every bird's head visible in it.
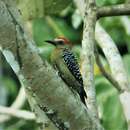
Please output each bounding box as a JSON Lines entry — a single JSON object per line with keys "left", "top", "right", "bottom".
{"left": 45, "top": 37, "right": 71, "bottom": 47}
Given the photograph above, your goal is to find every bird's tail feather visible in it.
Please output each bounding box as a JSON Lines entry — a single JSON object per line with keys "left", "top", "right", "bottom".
{"left": 80, "top": 90, "right": 87, "bottom": 106}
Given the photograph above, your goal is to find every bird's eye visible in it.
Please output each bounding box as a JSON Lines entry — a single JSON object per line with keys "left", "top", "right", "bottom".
{"left": 58, "top": 40, "right": 64, "bottom": 44}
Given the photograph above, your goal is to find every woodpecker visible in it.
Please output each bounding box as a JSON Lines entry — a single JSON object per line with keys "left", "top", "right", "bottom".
{"left": 45, "top": 37, "right": 87, "bottom": 105}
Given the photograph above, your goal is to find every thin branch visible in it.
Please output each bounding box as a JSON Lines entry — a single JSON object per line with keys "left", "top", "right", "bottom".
{"left": 95, "top": 22, "right": 130, "bottom": 92}
{"left": 0, "top": 87, "right": 26, "bottom": 123}
{"left": 97, "top": 4, "right": 130, "bottom": 18}
{"left": 0, "top": 105, "right": 35, "bottom": 120}
{"left": 94, "top": 46, "right": 122, "bottom": 92}
{"left": 12, "top": 87, "right": 26, "bottom": 108}
{"left": 73, "top": 0, "right": 103, "bottom": 128}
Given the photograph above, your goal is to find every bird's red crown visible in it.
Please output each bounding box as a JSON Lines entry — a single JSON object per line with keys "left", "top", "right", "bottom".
{"left": 56, "top": 36, "right": 70, "bottom": 45}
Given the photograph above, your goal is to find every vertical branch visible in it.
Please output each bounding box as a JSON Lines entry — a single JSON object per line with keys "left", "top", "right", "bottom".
{"left": 81, "top": 0, "right": 98, "bottom": 119}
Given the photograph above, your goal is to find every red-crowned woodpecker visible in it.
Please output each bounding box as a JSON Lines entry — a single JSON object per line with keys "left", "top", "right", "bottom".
{"left": 45, "top": 37, "right": 87, "bottom": 105}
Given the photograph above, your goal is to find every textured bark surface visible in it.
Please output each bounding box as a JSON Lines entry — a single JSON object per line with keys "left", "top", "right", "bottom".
{"left": 81, "top": 0, "right": 98, "bottom": 120}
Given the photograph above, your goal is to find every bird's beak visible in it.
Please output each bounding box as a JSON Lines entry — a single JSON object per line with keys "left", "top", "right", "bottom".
{"left": 45, "top": 40, "right": 56, "bottom": 46}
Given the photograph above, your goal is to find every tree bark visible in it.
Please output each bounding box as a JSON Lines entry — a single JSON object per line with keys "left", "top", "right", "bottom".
{"left": 81, "top": 0, "right": 98, "bottom": 120}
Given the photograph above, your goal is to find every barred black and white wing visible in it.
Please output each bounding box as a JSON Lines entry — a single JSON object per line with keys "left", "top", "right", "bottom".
{"left": 62, "top": 48, "right": 87, "bottom": 105}
{"left": 62, "top": 48, "right": 83, "bottom": 86}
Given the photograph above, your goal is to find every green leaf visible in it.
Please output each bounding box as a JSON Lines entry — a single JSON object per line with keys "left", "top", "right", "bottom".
{"left": 95, "top": 76, "right": 127, "bottom": 130}
{"left": 0, "top": 83, "right": 8, "bottom": 105}
{"left": 32, "top": 18, "right": 56, "bottom": 46}
{"left": 3, "top": 77, "right": 18, "bottom": 96}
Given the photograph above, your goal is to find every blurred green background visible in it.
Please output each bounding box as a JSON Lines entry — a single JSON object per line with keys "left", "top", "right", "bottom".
{"left": 0, "top": 0, "right": 130, "bottom": 130}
